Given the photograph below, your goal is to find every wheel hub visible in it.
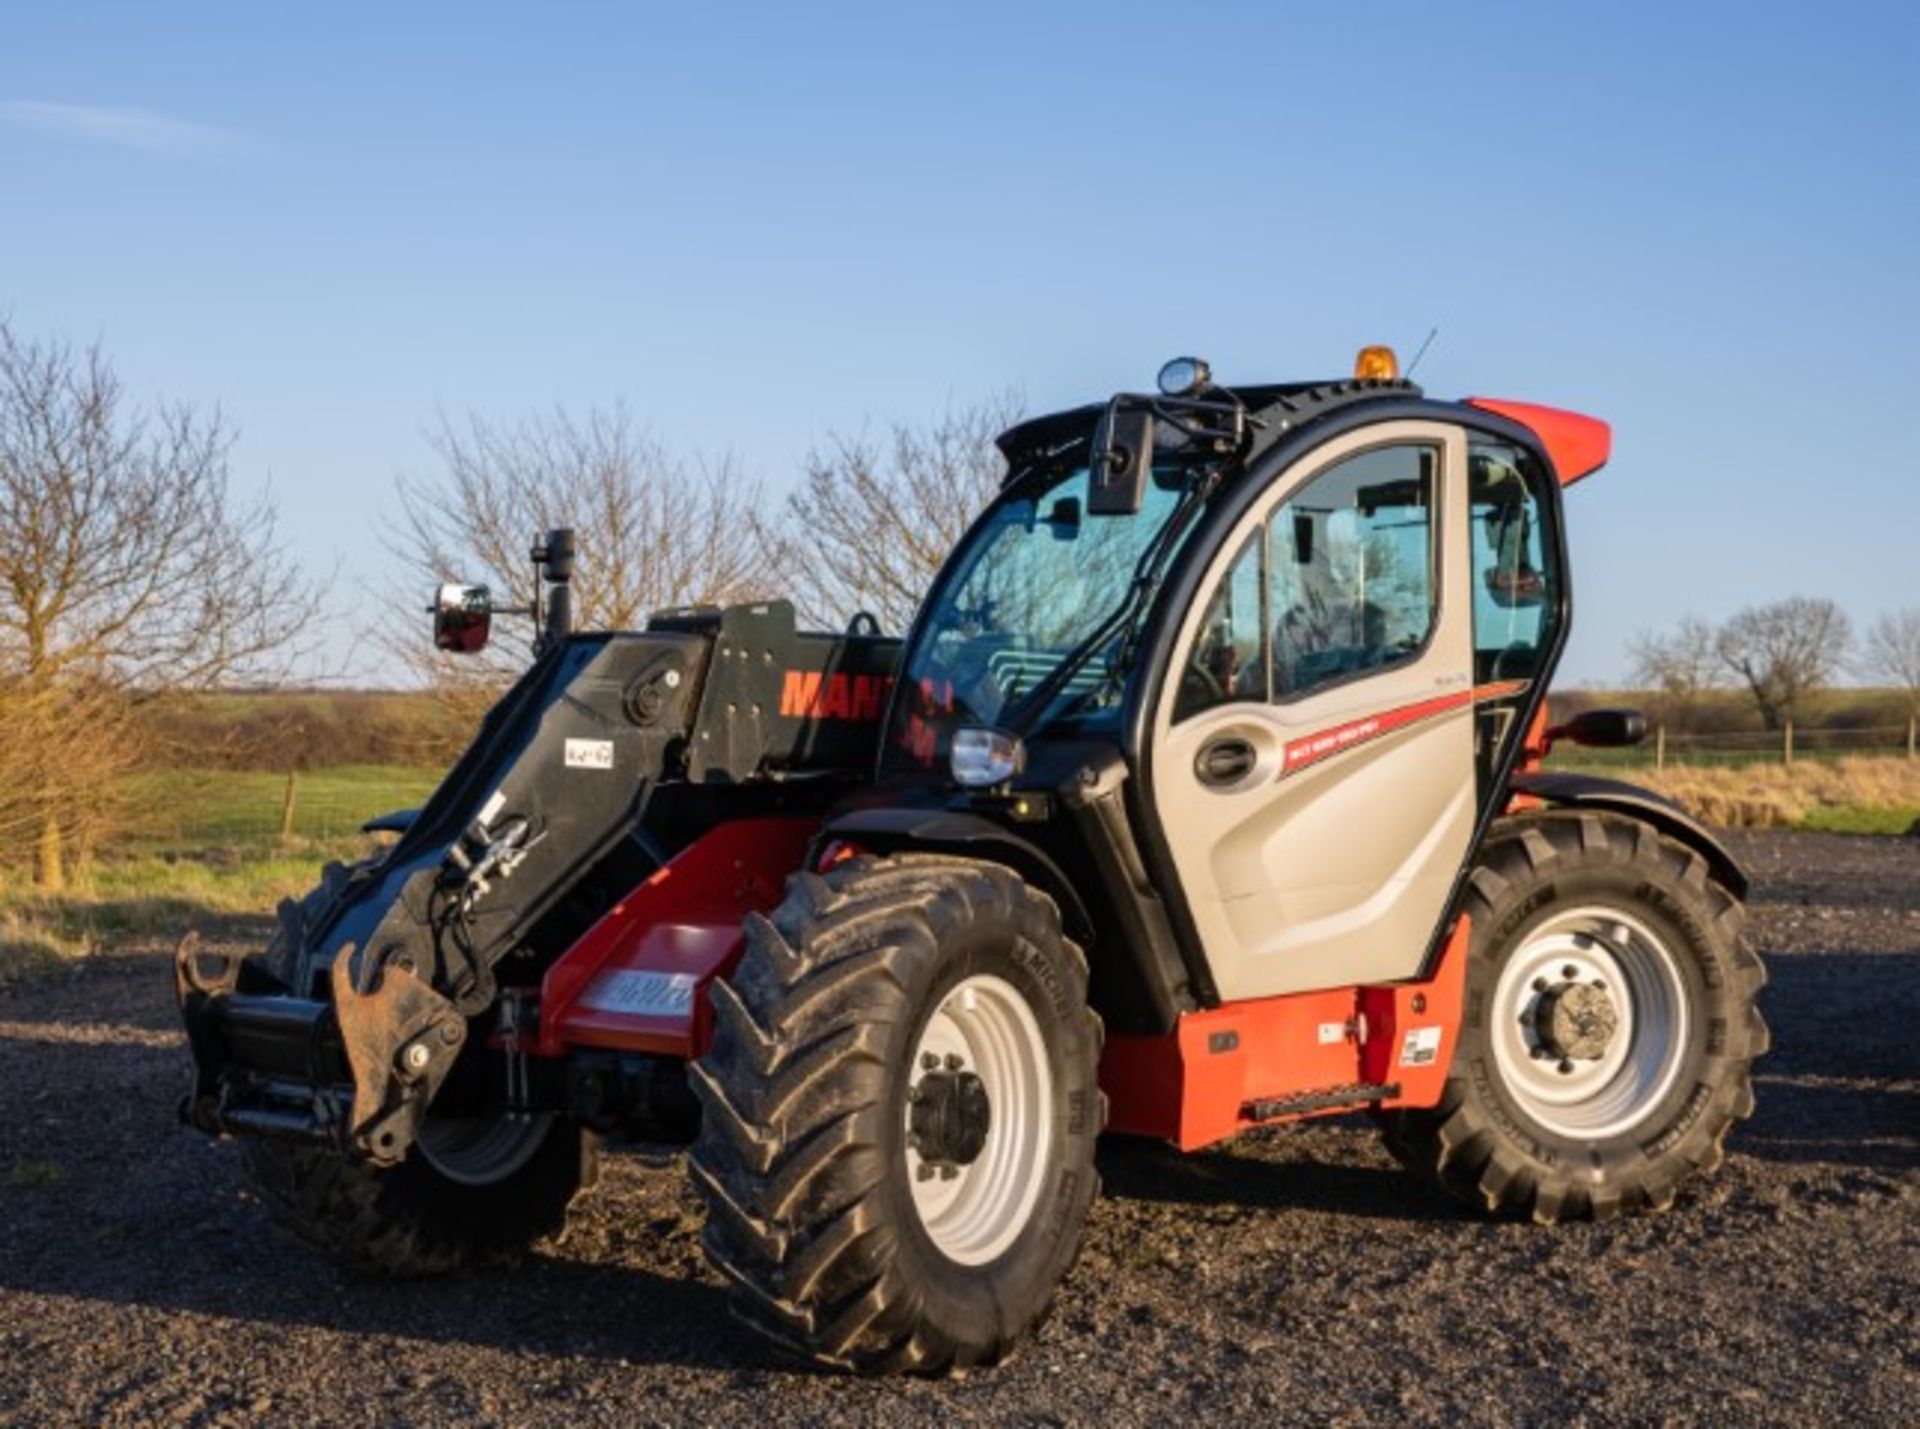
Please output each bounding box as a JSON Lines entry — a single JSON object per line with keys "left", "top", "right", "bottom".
{"left": 908, "top": 1061, "right": 992, "bottom": 1167}
{"left": 1489, "top": 907, "right": 1690, "bottom": 1139}
{"left": 1533, "top": 980, "right": 1619, "bottom": 1062}
{"left": 903, "top": 974, "right": 1054, "bottom": 1267}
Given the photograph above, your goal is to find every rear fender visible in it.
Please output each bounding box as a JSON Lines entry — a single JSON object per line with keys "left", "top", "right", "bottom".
{"left": 1505, "top": 770, "right": 1749, "bottom": 898}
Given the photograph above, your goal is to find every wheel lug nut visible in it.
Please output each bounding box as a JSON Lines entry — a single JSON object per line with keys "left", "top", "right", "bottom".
{"left": 920, "top": 1052, "right": 940, "bottom": 1070}
{"left": 939, "top": 1164, "right": 957, "bottom": 1181}
{"left": 1592, "top": 979, "right": 1606, "bottom": 992}
{"left": 916, "top": 1163, "right": 935, "bottom": 1182}
{"left": 1532, "top": 978, "right": 1549, "bottom": 993}
{"left": 1557, "top": 1059, "right": 1574, "bottom": 1075}
{"left": 944, "top": 1053, "right": 964, "bottom": 1071}
{"left": 1561, "top": 965, "right": 1578, "bottom": 980}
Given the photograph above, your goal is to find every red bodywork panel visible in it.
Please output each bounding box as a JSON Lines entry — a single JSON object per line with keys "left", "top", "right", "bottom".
{"left": 1100, "top": 916, "right": 1471, "bottom": 1150}
{"left": 536, "top": 817, "right": 817, "bottom": 1058}
{"left": 537, "top": 819, "right": 1474, "bottom": 1153}
{"left": 1466, "top": 397, "right": 1611, "bottom": 486}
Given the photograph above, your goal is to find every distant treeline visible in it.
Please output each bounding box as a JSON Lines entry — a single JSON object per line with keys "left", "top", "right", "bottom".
{"left": 1548, "top": 686, "right": 1917, "bottom": 736}
{"left": 133, "top": 690, "right": 475, "bottom": 771}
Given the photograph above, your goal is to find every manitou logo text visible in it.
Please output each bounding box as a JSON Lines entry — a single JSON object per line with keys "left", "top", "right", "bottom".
{"left": 780, "top": 671, "right": 894, "bottom": 721}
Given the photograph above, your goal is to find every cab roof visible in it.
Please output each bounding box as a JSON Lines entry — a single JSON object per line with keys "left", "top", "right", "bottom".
{"left": 996, "top": 379, "right": 1611, "bottom": 487}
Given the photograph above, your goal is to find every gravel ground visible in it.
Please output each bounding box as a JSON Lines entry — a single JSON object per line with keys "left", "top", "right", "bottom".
{"left": 0, "top": 830, "right": 1913, "bottom": 1426}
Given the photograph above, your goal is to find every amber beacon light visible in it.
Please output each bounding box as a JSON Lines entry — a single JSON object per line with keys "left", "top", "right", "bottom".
{"left": 1353, "top": 345, "right": 1399, "bottom": 381}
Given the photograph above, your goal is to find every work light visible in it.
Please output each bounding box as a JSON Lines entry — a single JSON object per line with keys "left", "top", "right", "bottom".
{"left": 1157, "top": 356, "right": 1210, "bottom": 397}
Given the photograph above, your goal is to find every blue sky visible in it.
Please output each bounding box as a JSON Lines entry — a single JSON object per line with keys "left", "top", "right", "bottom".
{"left": 2, "top": 2, "right": 1914, "bottom": 685}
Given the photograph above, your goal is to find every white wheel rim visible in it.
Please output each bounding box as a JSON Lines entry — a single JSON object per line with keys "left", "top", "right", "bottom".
{"left": 1490, "top": 905, "right": 1690, "bottom": 1140}
{"left": 417, "top": 1111, "right": 551, "bottom": 1187}
{"left": 904, "top": 974, "right": 1053, "bottom": 1267}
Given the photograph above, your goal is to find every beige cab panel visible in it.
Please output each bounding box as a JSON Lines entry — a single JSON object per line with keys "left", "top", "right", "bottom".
{"left": 1151, "top": 421, "right": 1474, "bottom": 1002}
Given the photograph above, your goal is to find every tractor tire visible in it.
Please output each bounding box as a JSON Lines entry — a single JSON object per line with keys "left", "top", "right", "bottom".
{"left": 242, "top": 1114, "right": 598, "bottom": 1277}
{"left": 689, "top": 854, "right": 1104, "bottom": 1374}
{"left": 1377, "top": 810, "right": 1767, "bottom": 1223}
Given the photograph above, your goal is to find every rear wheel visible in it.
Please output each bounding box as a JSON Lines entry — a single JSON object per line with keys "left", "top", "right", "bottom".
{"left": 689, "top": 855, "right": 1103, "bottom": 1373}
{"left": 1378, "top": 811, "right": 1766, "bottom": 1222}
{"left": 242, "top": 1112, "right": 597, "bottom": 1276}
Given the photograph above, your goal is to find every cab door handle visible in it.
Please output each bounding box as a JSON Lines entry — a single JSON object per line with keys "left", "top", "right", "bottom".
{"left": 1195, "top": 736, "right": 1257, "bottom": 786}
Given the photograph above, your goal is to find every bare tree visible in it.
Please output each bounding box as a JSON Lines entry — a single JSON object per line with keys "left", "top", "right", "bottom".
{"left": 0, "top": 319, "right": 315, "bottom": 887}
{"left": 768, "top": 395, "right": 1021, "bottom": 635}
{"left": 1627, "top": 614, "right": 1727, "bottom": 728}
{"left": 1862, "top": 608, "right": 1920, "bottom": 714}
{"left": 390, "top": 406, "right": 777, "bottom": 685}
{"left": 1714, "top": 596, "right": 1852, "bottom": 731}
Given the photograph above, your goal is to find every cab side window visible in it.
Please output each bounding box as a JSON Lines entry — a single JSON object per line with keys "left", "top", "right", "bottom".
{"left": 1469, "top": 439, "right": 1559, "bottom": 683}
{"left": 1174, "top": 532, "right": 1268, "bottom": 720}
{"left": 1268, "top": 445, "right": 1437, "bottom": 700}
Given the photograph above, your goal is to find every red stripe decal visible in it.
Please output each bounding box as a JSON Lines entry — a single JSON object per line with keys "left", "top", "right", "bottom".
{"left": 1281, "top": 691, "right": 1472, "bottom": 778}
{"left": 1473, "top": 679, "right": 1531, "bottom": 702}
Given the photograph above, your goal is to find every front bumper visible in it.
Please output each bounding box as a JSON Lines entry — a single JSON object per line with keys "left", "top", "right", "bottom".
{"left": 175, "top": 934, "right": 353, "bottom": 1144}
{"left": 174, "top": 933, "right": 468, "bottom": 1164}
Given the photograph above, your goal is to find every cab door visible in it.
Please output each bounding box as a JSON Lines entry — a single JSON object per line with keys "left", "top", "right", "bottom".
{"left": 1147, "top": 421, "right": 1475, "bottom": 1002}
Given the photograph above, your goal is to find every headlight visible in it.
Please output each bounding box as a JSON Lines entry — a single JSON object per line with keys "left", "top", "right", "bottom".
{"left": 950, "top": 727, "right": 1024, "bottom": 788}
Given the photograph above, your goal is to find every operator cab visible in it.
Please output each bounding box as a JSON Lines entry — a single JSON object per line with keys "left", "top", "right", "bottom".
{"left": 843, "top": 348, "right": 1586, "bottom": 1032}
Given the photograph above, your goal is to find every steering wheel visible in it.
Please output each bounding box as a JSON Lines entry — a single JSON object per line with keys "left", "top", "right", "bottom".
{"left": 1180, "top": 640, "right": 1231, "bottom": 710}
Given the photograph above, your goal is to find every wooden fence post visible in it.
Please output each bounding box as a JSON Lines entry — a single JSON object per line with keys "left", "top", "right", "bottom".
{"left": 1909, "top": 714, "right": 1916, "bottom": 761}
{"left": 1783, "top": 719, "right": 1794, "bottom": 767}
{"left": 1655, "top": 724, "right": 1666, "bottom": 772}
{"left": 278, "top": 770, "right": 299, "bottom": 843}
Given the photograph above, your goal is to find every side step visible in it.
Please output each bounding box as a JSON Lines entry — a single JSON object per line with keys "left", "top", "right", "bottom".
{"left": 1243, "top": 1081, "right": 1400, "bottom": 1123}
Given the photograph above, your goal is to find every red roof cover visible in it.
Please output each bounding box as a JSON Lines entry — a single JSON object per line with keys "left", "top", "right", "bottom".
{"left": 1465, "top": 398, "right": 1611, "bottom": 486}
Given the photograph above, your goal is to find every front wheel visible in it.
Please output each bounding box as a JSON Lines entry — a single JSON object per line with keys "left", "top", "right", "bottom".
{"left": 243, "top": 1112, "right": 598, "bottom": 1276}
{"left": 1378, "top": 811, "right": 1767, "bottom": 1222}
{"left": 689, "top": 855, "right": 1104, "bottom": 1373}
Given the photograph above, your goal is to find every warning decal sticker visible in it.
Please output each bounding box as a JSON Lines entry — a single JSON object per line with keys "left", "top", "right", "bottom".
{"left": 1399, "top": 1026, "right": 1443, "bottom": 1067}
{"left": 579, "top": 969, "right": 697, "bottom": 1018}
{"left": 564, "top": 738, "right": 615, "bottom": 770}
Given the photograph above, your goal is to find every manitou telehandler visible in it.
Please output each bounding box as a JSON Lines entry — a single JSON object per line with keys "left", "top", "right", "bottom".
{"left": 177, "top": 349, "right": 1766, "bottom": 1373}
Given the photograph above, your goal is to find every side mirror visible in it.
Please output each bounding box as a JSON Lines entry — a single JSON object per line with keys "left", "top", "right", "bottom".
{"left": 1088, "top": 406, "right": 1154, "bottom": 516}
{"left": 1551, "top": 708, "right": 1648, "bottom": 748}
{"left": 1043, "top": 495, "right": 1082, "bottom": 539}
{"left": 1484, "top": 565, "right": 1547, "bottom": 608}
{"left": 433, "top": 583, "right": 493, "bottom": 653}
{"left": 1485, "top": 504, "right": 1544, "bottom": 607}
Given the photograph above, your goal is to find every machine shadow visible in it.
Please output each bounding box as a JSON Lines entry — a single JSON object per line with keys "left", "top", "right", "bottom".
{"left": 0, "top": 1022, "right": 772, "bottom": 1374}
{"left": 1095, "top": 1129, "right": 1471, "bottom": 1224}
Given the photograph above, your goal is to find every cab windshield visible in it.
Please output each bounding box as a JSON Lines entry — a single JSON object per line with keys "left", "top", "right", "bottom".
{"left": 883, "top": 462, "right": 1191, "bottom": 770}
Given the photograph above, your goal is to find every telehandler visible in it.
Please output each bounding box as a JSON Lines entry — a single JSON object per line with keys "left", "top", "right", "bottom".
{"left": 177, "top": 348, "right": 1766, "bottom": 1373}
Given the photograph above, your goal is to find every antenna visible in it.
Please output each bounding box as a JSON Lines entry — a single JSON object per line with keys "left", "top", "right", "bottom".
{"left": 1405, "top": 326, "right": 1440, "bottom": 380}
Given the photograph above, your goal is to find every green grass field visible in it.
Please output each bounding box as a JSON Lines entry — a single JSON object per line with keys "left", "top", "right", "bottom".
{"left": 122, "top": 763, "right": 442, "bottom": 848}
{"left": 1, "top": 764, "right": 438, "bottom": 983}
